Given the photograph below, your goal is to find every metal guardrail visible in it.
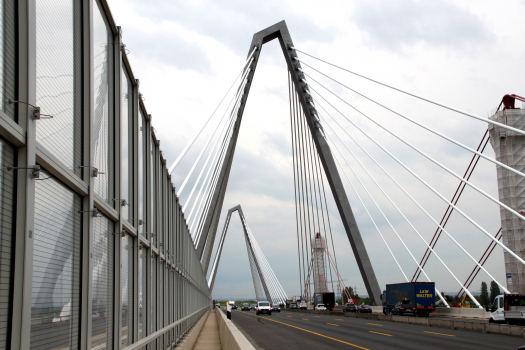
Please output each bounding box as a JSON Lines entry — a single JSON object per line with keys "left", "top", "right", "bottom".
{"left": 122, "top": 306, "right": 210, "bottom": 350}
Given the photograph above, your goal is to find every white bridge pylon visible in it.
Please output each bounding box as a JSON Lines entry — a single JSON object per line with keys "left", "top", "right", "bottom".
{"left": 208, "top": 205, "right": 288, "bottom": 304}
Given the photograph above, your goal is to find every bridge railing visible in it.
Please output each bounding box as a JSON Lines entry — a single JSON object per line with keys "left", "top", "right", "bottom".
{"left": 0, "top": 1, "right": 211, "bottom": 349}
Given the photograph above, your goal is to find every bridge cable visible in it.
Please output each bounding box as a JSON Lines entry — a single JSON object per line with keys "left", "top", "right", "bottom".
{"left": 190, "top": 77, "right": 248, "bottom": 238}
{"left": 168, "top": 50, "right": 256, "bottom": 174}
{"left": 292, "top": 79, "right": 309, "bottom": 298}
{"left": 320, "top": 109, "right": 466, "bottom": 306}
{"left": 190, "top": 99, "right": 238, "bottom": 238}
{"left": 178, "top": 67, "right": 254, "bottom": 197}
{"left": 306, "top": 81, "right": 525, "bottom": 266}
{"left": 413, "top": 131, "right": 492, "bottom": 282}
{"left": 289, "top": 72, "right": 304, "bottom": 299}
{"left": 184, "top": 71, "right": 250, "bottom": 214}
{"left": 188, "top": 91, "right": 239, "bottom": 234}
{"left": 290, "top": 49, "right": 525, "bottom": 138}
{"left": 299, "top": 66, "right": 525, "bottom": 182}
{"left": 311, "top": 93, "right": 511, "bottom": 293}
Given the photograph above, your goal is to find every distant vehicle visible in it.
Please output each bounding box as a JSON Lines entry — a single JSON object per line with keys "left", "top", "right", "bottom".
{"left": 271, "top": 304, "right": 281, "bottom": 312}
{"left": 382, "top": 282, "right": 435, "bottom": 317}
{"left": 391, "top": 299, "right": 416, "bottom": 316}
{"left": 488, "top": 294, "right": 525, "bottom": 325}
{"left": 256, "top": 301, "right": 272, "bottom": 315}
{"left": 315, "top": 304, "right": 327, "bottom": 311}
{"left": 344, "top": 303, "right": 357, "bottom": 313}
{"left": 314, "top": 292, "right": 336, "bottom": 311}
{"left": 242, "top": 303, "right": 250, "bottom": 311}
{"left": 250, "top": 304, "right": 257, "bottom": 310}
{"left": 358, "top": 305, "right": 372, "bottom": 314}
{"left": 298, "top": 301, "right": 307, "bottom": 310}
{"left": 290, "top": 303, "right": 298, "bottom": 309}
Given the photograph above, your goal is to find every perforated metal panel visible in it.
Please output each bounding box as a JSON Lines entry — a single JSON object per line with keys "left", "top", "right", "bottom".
{"left": 138, "top": 111, "right": 146, "bottom": 236}
{"left": 31, "top": 174, "right": 81, "bottom": 350}
{"left": 138, "top": 246, "right": 146, "bottom": 339}
{"left": 150, "top": 140, "right": 156, "bottom": 246}
{"left": 36, "top": 0, "right": 82, "bottom": 175}
{"left": 91, "top": 214, "right": 114, "bottom": 349}
{"left": 151, "top": 255, "right": 157, "bottom": 350}
{"left": 0, "top": 0, "right": 16, "bottom": 120}
{"left": 121, "top": 66, "right": 133, "bottom": 223}
{"left": 121, "top": 234, "right": 133, "bottom": 346}
{"left": 0, "top": 138, "right": 14, "bottom": 350}
{"left": 92, "top": 0, "right": 114, "bottom": 204}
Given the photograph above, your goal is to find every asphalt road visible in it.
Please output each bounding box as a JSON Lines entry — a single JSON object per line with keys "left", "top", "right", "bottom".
{"left": 229, "top": 309, "right": 525, "bottom": 350}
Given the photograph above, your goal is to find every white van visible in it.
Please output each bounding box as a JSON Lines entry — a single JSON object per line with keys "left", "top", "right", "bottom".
{"left": 489, "top": 294, "right": 525, "bottom": 325}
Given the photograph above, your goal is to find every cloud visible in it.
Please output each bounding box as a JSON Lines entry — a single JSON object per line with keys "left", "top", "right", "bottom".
{"left": 352, "top": 0, "right": 492, "bottom": 51}
{"left": 129, "top": 0, "right": 336, "bottom": 55}
{"left": 124, "top": 27, "right": 212, "bottom": 72}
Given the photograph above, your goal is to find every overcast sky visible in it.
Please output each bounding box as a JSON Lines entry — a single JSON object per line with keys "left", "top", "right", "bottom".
{"left": 107, "top": 0, "right": 525, "bottom": 300}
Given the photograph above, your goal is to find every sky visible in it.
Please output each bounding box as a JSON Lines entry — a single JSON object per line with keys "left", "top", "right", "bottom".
{"left": 107, "top": 0, "right": 525, "bottom": 300}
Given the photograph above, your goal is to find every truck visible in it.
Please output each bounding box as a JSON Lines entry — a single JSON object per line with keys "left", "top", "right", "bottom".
{"left": 488, "top": 294, "right": 525, "bottom": 325}
{"left": 313, "top": 292, "right": 336, "bottom": 311}
{"left": 228, "top": 301, "right": 237, "bottom": 310}
{"left": 381, "top": 282, "right": 435, "bottom": 317}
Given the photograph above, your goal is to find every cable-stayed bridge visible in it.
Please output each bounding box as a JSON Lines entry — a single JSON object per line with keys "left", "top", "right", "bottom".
{"left": 1, "top": 2, "right": 524, "bottom": 348}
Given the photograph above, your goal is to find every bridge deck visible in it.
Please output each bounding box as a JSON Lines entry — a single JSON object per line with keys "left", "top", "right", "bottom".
{"left": 193, "top": 309, "right": 221, "bottom": 350}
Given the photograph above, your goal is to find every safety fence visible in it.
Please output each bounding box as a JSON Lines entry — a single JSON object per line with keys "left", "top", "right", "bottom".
{"left": 0, "top": 1, "right": 211, "bottom": 349}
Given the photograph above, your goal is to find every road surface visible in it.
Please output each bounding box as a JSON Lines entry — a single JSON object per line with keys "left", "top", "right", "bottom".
{"left": 229, "top": 309, "right": 525, "bottom": 350}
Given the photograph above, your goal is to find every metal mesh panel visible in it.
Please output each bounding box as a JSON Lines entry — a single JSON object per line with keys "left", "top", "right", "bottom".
{"left": 121, "top": 66, "right": 133, "bottom": 223}
{"left": 91, "top": 213, "right": 114, "bottom": 349}
{"left": 0, "top": 0, "right": 16, "bottom": 120}
{"left": 150, "top": 140, "right": 156, "bottom": 246}
{"left": 138, "top": 246, "right": 146, "bottom": 339}
{"left": 121, "top": 234, "right": 133, "bottom": 346}
{"left": 31, "top": 174, "right": 81, "bottom": 350}
{"left": 138, "top": 111, "right": 146, "bottom": 236}
{"left": 36, "top": 0, "right": 82, "bottom": 176}
{"left": 151, "top": 255, "right": 157, "bottom": 350}
{"left": 0, "top": 138, "right": 14, "bottom": 350}
{"left": 92, "top": 0, "right": 114, "bottom": 204}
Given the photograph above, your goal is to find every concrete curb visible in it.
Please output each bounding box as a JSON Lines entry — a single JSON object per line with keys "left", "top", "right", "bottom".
{"left": 174, "top": 310, "right": 210, "bottom": 350}
{"left": 285, "top": 309, "right": 525, "bottom": 338}
{"left": 216, "top": 309, "right": 256, "bottom": 350}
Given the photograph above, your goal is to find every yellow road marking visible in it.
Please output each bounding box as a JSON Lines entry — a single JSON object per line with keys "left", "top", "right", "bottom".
{"left": 302, "top": 319, "right": 309, "bottom": 321}
{"left": 367, "top": 323, "right": 383, "bottom": 326}
{"left": 313, "top": 316, "right": 320, "bottom": 317}
{"left": 369, "top": 331, "right": 392, "bottom": 337}
{"left": 287, "top": 316, "right": 292, "bottom": 317}
{"left": 327, "top": 323, "right": 340, "bottom": 326}
{"left": 335, "top": 318, "right": 344, "bottom": 321}
{"left": 424, "top": 331, "right": 455, "bottom": 337}
{"left": 248, "top": 313, "right": 369, "bottom": 349}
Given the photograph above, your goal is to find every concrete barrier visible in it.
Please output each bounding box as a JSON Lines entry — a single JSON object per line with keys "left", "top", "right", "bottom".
{"left": 174, "top": 310, "right": 210, "bottom": 350}
{"left": 216, "top": 309, "right": 256, "bottom": 350}
{"left": 434, "top": 307, "right": 490, "bottom": 319}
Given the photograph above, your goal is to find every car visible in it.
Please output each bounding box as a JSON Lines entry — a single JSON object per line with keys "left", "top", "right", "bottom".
{"left": 391, "top": 301, "right": 416, "bottom": 316}
{"left": 358, "top": 305, "right": 372, "bottom": 314}
{"left": 315, "top": 304, "right": 327, "bottom": 311}
{"left": 298, "top": 301, "right": 307, "bottom": 309}
{"left": 241, "top": 303, "right": 250, "bottom": 311}
{"left": 256, "top": 301, "right": 272, "bottom": 315}
{"left": 344, "top": 303, "right": 358, "bottom": 313}
{"left": 290, "top": 303, "right": 298, "bottom": 309}
{"left": 250, "top": 304, "right": 257, "bottom": 310}
{"left": 271, "top": 304, "right": 281, "bottom": 312}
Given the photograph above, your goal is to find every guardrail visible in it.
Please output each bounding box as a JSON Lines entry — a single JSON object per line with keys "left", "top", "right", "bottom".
{"left": 123, "top": 306, "right": 210, "bottom": 350}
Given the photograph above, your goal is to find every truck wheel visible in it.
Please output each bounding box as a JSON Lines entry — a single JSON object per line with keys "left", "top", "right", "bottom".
{"left": 489, "top": 318, "right": 494, "bottom": 323}
{"left": 268, "top": 312, "right": 272, "bottom": 316}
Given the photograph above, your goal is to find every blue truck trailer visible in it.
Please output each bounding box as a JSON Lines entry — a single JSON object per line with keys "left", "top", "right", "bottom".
{"left": 381, "top": 282, "right": 435, "bottom": 316}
